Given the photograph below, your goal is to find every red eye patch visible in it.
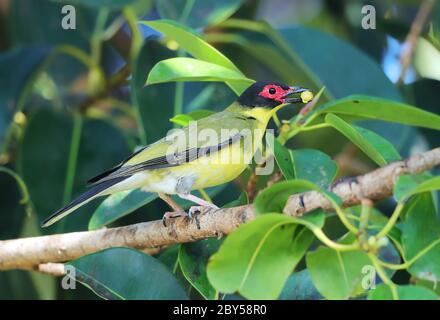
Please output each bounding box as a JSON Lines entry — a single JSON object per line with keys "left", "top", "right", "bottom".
{"left": 258, "top": 85, "right": 291, "bottom": 103}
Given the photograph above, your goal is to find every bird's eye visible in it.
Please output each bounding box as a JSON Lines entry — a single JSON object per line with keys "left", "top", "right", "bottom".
{"left": 269, "top": 88, "right": 276, "bottom": 94}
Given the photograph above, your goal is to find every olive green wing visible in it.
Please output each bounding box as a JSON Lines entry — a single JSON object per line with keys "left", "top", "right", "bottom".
{"left": 87, "top": 108, "right": 254, "bottom": 184}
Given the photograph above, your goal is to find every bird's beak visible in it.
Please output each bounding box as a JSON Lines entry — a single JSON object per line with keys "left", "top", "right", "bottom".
{"left": 283, "top": 86, "right": 309, "bottom": 103}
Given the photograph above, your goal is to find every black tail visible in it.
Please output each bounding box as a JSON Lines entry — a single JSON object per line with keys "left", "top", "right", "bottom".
{"left": 41, "top": 177, "right": 127, "bottom": 227}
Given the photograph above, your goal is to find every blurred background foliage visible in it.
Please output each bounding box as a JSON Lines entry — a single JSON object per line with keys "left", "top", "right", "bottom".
{"left": 0, "top": 0, "right": 439, "bottom": 300}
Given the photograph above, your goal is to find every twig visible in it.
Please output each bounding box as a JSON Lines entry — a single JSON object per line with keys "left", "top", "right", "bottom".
{"left": 0, "top": 147, "right": 439, "bottom": 272}
{"left": 397, "top": 0, "right": 435, "bottom": 85}
{"left": 284, "top": 147, "right": 440, "bottom": 215}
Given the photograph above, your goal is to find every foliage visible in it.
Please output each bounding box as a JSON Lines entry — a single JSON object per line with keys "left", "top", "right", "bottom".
{"left": 0, "top": 0, "right": 439, "bottom": 300}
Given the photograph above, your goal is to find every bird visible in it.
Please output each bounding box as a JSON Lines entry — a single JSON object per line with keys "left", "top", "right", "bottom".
{"left": 41, "top": 81, "right": 311, "bottom": 227}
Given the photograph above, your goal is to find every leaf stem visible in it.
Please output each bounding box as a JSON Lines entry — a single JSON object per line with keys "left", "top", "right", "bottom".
{"left": 376, "top": 202, "right": 405, "bottom": 239}
{"left": 312, "top": 228, "right": 360, "bottom": 251}
{"left": 379, "top": 238, "right": 440, "bottom": 270}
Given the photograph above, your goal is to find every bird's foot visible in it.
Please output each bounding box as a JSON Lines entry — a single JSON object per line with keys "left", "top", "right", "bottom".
{"left": 162, "top": 211, "right": 188, "bottom": 227}
{"left": 188, "top": 204, "right": 219, "bottom": 218}
{"left": 187, "top": 205, "right": 219, "bottom": 229}
{"left": 162, "top": 205, "right": 219, "bottom": 228}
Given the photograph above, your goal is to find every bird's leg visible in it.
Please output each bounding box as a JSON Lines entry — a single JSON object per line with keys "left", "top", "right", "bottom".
{"left": 158, "top": 192, "right": 187, "bottom": 226}
{"left": 177, "top": 193, "right": 219, "bottom": 218}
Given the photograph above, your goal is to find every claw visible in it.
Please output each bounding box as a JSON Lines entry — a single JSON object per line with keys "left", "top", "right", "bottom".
{"left": 162, "top": 211, "right": 188, "bottom": 227}
{"left": 188, "top": 206, "right": 204, "bottom": 229}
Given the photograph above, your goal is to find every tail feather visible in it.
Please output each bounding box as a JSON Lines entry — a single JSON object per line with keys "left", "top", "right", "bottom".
{"left": 41, "top": 177, "right": 127, "bottom": 227}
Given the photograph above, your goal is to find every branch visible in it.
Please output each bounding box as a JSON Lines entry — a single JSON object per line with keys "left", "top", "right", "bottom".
{"left": 0, "top": 147, "right": 439, "bottom": 272}
{"left": 284, "top": 147, "right": 440, "bottom": 215}
{"left": 397, "top": 0, "right": 435, "bottom": 85}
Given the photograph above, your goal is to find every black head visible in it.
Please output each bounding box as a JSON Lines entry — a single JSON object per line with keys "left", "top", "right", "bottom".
{"left": 237, "top": 81, "right": 308, "bottom": 108}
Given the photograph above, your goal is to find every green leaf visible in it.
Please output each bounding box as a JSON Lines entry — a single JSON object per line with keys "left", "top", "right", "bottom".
{"left": 411, "top": 176, "right": 440, "bottom": 195}
{"left": 169, "top": 114, "right": 194, "bottom": 127}
{"left": 254, "top": 180, "right": 313, "bottom": 215}
{"left": 88, "top": 190, "right": 158, "bottom": 230}
{"left": 291, "top": 149, "right": 337, "bottom": 187}
{"left": 170, "top": 109, "right": 216, "bottom": 127}
{"left": 393, "top": 174, "right": 433, "bottom": 202}
{"left": 254, "top": 180, "right": 338, "bottom": 227}
{"left": 279, "top": 269, "right": 323, "bottom": 300}
{"left": 156, "top": 0, "right": 244, "bottom": 29}
{"left": 267, "top": 136, "right": 337, "bottom": 187}
{"left": 401, "top": 193, "right": 440, "bottom": 281}
{"left": 179, "top": 238, "right": 222, "bottom": 300}
{"left": 140, "top": 20, "right": 250, "bottom": 94}
{"left": 325, "top": 114, "right": 401, "bottom": 166}
{"left": 314, "top": 95, "right": 440, "bottom": 131}
{"left": 368, "top": 284, "right": 438, "bottom": 300}
{"left": 18, "top": 109, "right": 129, "bottom": 233}
{"left": 67, "top": 248, "right": 188, "bottom": 300}
{"left": 147, "top": 57, "right": 253, "bottom": 94}
{"left": 207, "top": 214, "right": 315, "bottom": 299}
{"left": 306, "top": 247, "right": 371, "bottom": 299}
{"left": 141, "top": 20, "right": 239, "bottom": 72}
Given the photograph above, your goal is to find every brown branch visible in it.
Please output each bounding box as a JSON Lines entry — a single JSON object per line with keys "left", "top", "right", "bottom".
{"left": 397, "top": 0, "right": 435, "bottom": 85}
{"left": 0, "top": 147, "right": 439, "bottom": 272}
{"left": 284, "top": 147, "right": 440, "bottom": 215}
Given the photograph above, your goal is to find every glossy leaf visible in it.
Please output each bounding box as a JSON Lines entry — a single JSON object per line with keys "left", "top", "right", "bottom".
{"left": 88, "top": 190, "right": 158, "bottom": 230}
{"left": 254, "top": 180, "right": 338, "bottom": 224}
{"left": 279, "top": 269, "right": 323, "bottom": 300}
{"left": 313, "top": 95, "right": 440, "bottom": 131}
{"left": 401, "top": 193, "right": 440, "bottom": 281}
{"left": 254, "top": 180, "right": 312, "bottom": 215}
{"left": 141, "top": 20, "right": 240, "bottom": 72}
{"left": 140, "top": 20, "right": 250, "bottom": 94}
{"left": 170, "top": 109, "right": 215, "bottom": 127}
{"left": 325, "top": 114, "right": 401, "bottom": 166}
{"left": 207, "top": 214, "right": 315, "bottom": 299}
{"left": 267, "top": 136, "right": 337, "bottom": 187}
{"left": 368, "top": 284, "right": 438, "bottom": 300}
{"left": 67, "top": 248, "right": 187, "bottom": 299}
{"left": 393, "top": 174, "right": 433, "bottom": 202}
{"left": 179, "top": 238, "right": 222, "bottom": 300}
{"left": 306, "top": 247, "right": 371, "bottom": 300}
{"left": 147, "top": 57, "right": 253, "bottom": 94}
